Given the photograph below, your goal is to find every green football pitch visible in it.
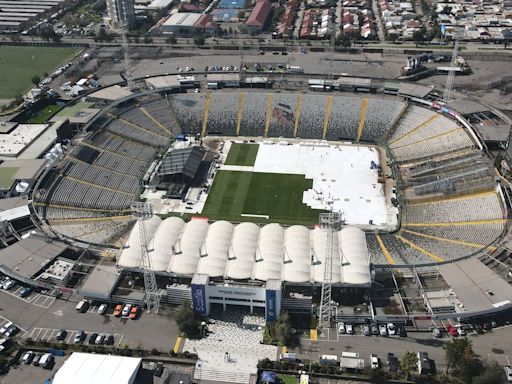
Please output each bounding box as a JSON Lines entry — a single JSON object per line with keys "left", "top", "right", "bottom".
{"left": 201, "top": 170, "right": 324, "bottom": 225}
{"left": 0, "top": 46, "right": 80, "bottom": 99}
{"left": 224, "top": 143, "right": 259, "bottom": 166}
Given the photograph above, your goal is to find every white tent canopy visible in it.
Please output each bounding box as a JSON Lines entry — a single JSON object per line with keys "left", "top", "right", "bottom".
{"left": 118, "top": 217, "right": 372, "bottom": 286}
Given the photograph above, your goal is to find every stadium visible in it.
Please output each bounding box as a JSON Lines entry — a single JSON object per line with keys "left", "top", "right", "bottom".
{"left": 24, "top": 87, "right": 511, "bottom": 323}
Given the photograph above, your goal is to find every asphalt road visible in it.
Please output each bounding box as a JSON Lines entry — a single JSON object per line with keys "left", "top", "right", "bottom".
{"left": 291, "top": 325, "right": 512, "bottom": 372}
{"left": 0, "top": 289, "right": 179, "bottom": 352}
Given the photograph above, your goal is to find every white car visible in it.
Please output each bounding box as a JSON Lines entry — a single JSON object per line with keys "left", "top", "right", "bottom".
{"left": 0, "top": 322, "right": 13, "bottom": 335}
{"left": 456, "top": 326, "right": 466, "bottom": 336}
{"left": 22, "top": 351, "right": 34, "bottom": 364}
{"left": 504, "top": 366, "right": 512, "bottom": 383}
{"left": 95, "top": 334, "right": 105, "bottom": 345}
{"left": 387, "top": 323, "right": 396, "bottom": 336}
{"left": 370, "top": 354, "right": 379, "bottom": 369}
{"left": 4, "top": 324, "right": 18, "bottom": 337}
{"left": 98, "top": 303, "right": 108, "bottom": 315}
{"left": 121, "top": 304, "right": 132, "bottom": 317}
{"left": 346, "top": 324, "right": 354, "bottom": 334}
{"left": 379, "top": 324, "right": 387, "bottom": 336}
{"left": 3, "top": 280, "right": 15, "bottom": 290}
{"left": 337, "top": 322, "right": 345, "bottom": 334}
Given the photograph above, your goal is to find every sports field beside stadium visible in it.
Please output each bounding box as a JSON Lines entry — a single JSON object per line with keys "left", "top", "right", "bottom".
{"left": 224, "top": 143, "right": 259, "bottom": 166}
{"left": 201, "top": 170, "right": 324, "bottom": 225}
{"left": 0, "top": 46, "right": 80, "bottom": 99}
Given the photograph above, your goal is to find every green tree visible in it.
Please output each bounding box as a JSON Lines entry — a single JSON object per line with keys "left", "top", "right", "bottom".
{"left": 175, "top": 303, "right": 201, "bottom": 338}
{"left": 473, "top": 361, "right": 507, "bottom": 384}
{"left": 31, "top": 75, "right": 41, "bottom": 85}
{"left": 443, "top": 338, "right": 481, "bottom": 382}
{"left": 166, "top": 36, "right": 177, "bottom": 45}
{"left": 412, "top": 27, "right": 427, "bottom": 43}
{"left": 399, "top": 351, "right": 418, "bottom": 379}
{"left": 194, "top": 36, "right": 205, "bottom": 46}
{"left": 273, "top": 312, "right": 292, "bottom": 345}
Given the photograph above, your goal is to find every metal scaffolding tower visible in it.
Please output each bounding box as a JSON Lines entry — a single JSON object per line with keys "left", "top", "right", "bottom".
{"left": 131, "top": 202, "right": 159, "bottom": 313}
{"left": 443, "top": 39, "right": 459, "bottom": 102}
{"left": 121, "top": 27, "right": 135, "bottom": 89}
{"left": 318, "top": 212, "right": 342, "bottom": 329}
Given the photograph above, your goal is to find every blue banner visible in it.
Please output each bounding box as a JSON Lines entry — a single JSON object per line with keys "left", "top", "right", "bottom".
{"left": 266, "top": 290, "right": 277, "bottom": 321}
{"left": 191, "top": 284, "right": 207, "bottom": 316}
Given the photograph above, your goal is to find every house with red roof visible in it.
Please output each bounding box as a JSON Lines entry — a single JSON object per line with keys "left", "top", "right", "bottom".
{"left": 245, "top": 0, "right": 273, "bottom": 34}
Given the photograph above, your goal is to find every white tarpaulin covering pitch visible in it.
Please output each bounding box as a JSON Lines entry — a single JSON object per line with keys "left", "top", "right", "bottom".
{"left": 253, "top": 142, "right": 387, "bottom": 226}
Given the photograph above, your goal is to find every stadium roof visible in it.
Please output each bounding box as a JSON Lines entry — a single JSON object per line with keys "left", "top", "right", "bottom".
{"left": 0, "top": 236, "right": 67, "bottom": 278}
{"left": 439, "top": 258, "right": 512, "bottom": 312}
{"left": 52, "top": 353, "right": 141, "bottom": 384}
{"left": 118, "top": 217, "right": 372, "bottom": 286}
{"left": 88, "top": 85, "right": 133, "bottom": 101}
{"left": 158, "top": 146, "right": 205, "bottom": 178}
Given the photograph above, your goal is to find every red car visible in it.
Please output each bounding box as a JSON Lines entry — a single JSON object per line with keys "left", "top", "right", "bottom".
{"left": 447, "top": 325, "right": 458, "bottom": 337}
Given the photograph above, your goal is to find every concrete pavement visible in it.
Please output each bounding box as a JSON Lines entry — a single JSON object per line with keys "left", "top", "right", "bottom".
{"left": 0, "top": 289, "right": 179, "bottom": 352}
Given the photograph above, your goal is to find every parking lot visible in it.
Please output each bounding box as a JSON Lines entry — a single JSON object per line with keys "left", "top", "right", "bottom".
{"left": 0, "top": 278, "right": 56, "bottom": 309}
{"left": 0, "top": 315, "right": 27, "bottom": 337}
{"left": 27, "top": 327, "right": 123, "bottom": 346}
{"left": 0, "top": 352, "right": 67, "bottom": 384}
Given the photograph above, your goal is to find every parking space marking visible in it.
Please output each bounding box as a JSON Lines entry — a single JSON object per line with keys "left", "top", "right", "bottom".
{"left": 32, "top": 294, "right": 56, "bottom": 309}
{"left": 26, "top": 327, "right": 124, "bottom": 346}
{"left": 0, "top": 286, "right": 36, "bottom": 303}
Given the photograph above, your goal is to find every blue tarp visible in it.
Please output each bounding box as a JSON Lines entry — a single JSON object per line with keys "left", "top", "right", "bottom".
{"left": 261, "top": 371, "right": 277, "bottom": 383}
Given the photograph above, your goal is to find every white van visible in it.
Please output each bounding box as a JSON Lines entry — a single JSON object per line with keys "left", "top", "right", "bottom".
{"left": 280, "top": 353, "right": 297, "bottom": 362}
{"left": 75, "top": 300, "right": 89, "bottom": 313}
{"left": 38, "top": 353, "right": 54, "bottom": 369}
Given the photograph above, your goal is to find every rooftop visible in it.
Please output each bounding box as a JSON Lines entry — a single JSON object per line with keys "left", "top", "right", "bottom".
{"left": 163, "top": 12, "right": 202, "bottom": 27}
{"left": 0, "top": 124, "right": 49, "bottom": 158}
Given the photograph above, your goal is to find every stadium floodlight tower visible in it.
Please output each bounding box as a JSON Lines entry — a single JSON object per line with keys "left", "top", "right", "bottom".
{"left": 131, "top": 202, "right": 160, "bottom": 314}
{"left": 318, "top": 212, "right": 343, "bottom": 329}
{"left": 121, "top": 24, "right": 135, "bottom": 90}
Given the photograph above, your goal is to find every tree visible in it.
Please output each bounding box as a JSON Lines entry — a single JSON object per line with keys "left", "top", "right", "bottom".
{"left": 143, "top": 35, "right": 153, "bottom": 44}
{"left": 31, "top": 75, "right": 41, "bottom": 85}
{"left": 166, "top": 36, "right": 177, "bottom": 45}
{"left": 273, "top": 312, "right": 292, "bottom": 345}
{"left": 473, "top": 361, "right": 507, "bottom": 384}
{"left": 399, "top": 351, "right": 418, "bottom": 379}
{"left": 175, "top": 303, "right": 201, "bottom": 338}
{"left": 443, "top": 338, "right": 481, "bottom": 382}
{"left": 194, "top": 36, "right": 205, "bottom": 46}
{"left": 412, "top": 27, "right": 427, "bottom": 43}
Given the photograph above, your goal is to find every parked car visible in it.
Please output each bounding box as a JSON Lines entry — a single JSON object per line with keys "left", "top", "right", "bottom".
{"left": 387, "top": 323, "right": 396, "bottom": 336}
{"left": 0, "top": 322, "right": 13, "bottom": 335}
{"left": 346, "top": 324, "right": 354, "bottom": 335}
{"left": 98, "top": 303, "right": 108, "bottom": 315}
{"left": 95, "top": 334, "right": 105, "bottom": 345}
{"left": 56, "top": 329, "right": 67, "bottom": 341}
{"left": 504, "top": 366, "right": 512, "bottom": 383}
{"left": 32, "top": 352, "right": 43, "bottom": 366}
{"left": 74, "top": 330, "right": 85, "bottom": 344}
{"left": 154, "top": 362, "right": 164, "bottom": 377}
{"left": 456, "top": 326, "right": 466, "bottom": 336}
{"left": 447, "top": 325, "right": 458, "bottom": 337}
{"left": 432, "top": 327, "right": 443, "bottom": 338}
{"left": 104, "top": 334, "right": 114, "bottom": 345}
{"left": 22, "top": 351, "right": 34, "bottom": 364}
{"left": 379, "top": 324, "right": 387, "bottom": 336}
{"left": 89, "top": 333, "right": 98, "bottom": 344}
{"left": 113, "top": 304, "right": 123, "bottom": 317}
{"left": 370, "top": 354, "right": 379, "bottom": 369}
{"left": 39, "top": 353, "right": 54, "bottom": 369}
{"left": 387, "top": 353, "right": 399, "bottom": 373}
{"left": 362, "top": 324, "right": 371, "bottom": 336}
{"left": 75, "top": 300, "right": 89, "bottom": 313}
{"left": 3, "top": 280, "right": 15, "bottom": 290}
{"left": 337, "top": 322, "right": 345, "bottom": 334}
{"left": 19, "top": 287, "right": 32, "bottom": 298}
{"left": 121, "top": 304, "right": 132, "bottom": 317}
{"left": 128, "top": 306, "right": 139, "bottom": 320}
{"left": 4, "top": 324, "right": 18, "bottom": 337}
{"left": 370, "top": 323, "right": 379, "bottom": 335}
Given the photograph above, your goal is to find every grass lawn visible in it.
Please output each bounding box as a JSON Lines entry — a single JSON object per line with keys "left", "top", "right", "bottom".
{"left": 224, "top": 143, "right": 259, "bottom": 166}
{"left": 277, "top": 374, "right": 297, "bottom": 384}
{"left": 54, "top": 102, "right": 94, "bottom": 118}
{"left": 201, "top": 170, "right": 324, "bottom": 225}
{"left": 0, "top": 46, "right": 80, "bottom": 99}
{"left": 26, "top": 104, "right": 62, "bottom": 123}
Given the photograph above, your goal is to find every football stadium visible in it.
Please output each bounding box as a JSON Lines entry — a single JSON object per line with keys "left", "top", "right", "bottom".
{"left": 4, "top": 87, "right": 507, "bottom": 325}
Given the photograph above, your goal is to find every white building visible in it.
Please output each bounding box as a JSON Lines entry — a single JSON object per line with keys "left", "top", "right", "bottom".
{"left": 52, "top": 353, "right": 142, "bottom": 384}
